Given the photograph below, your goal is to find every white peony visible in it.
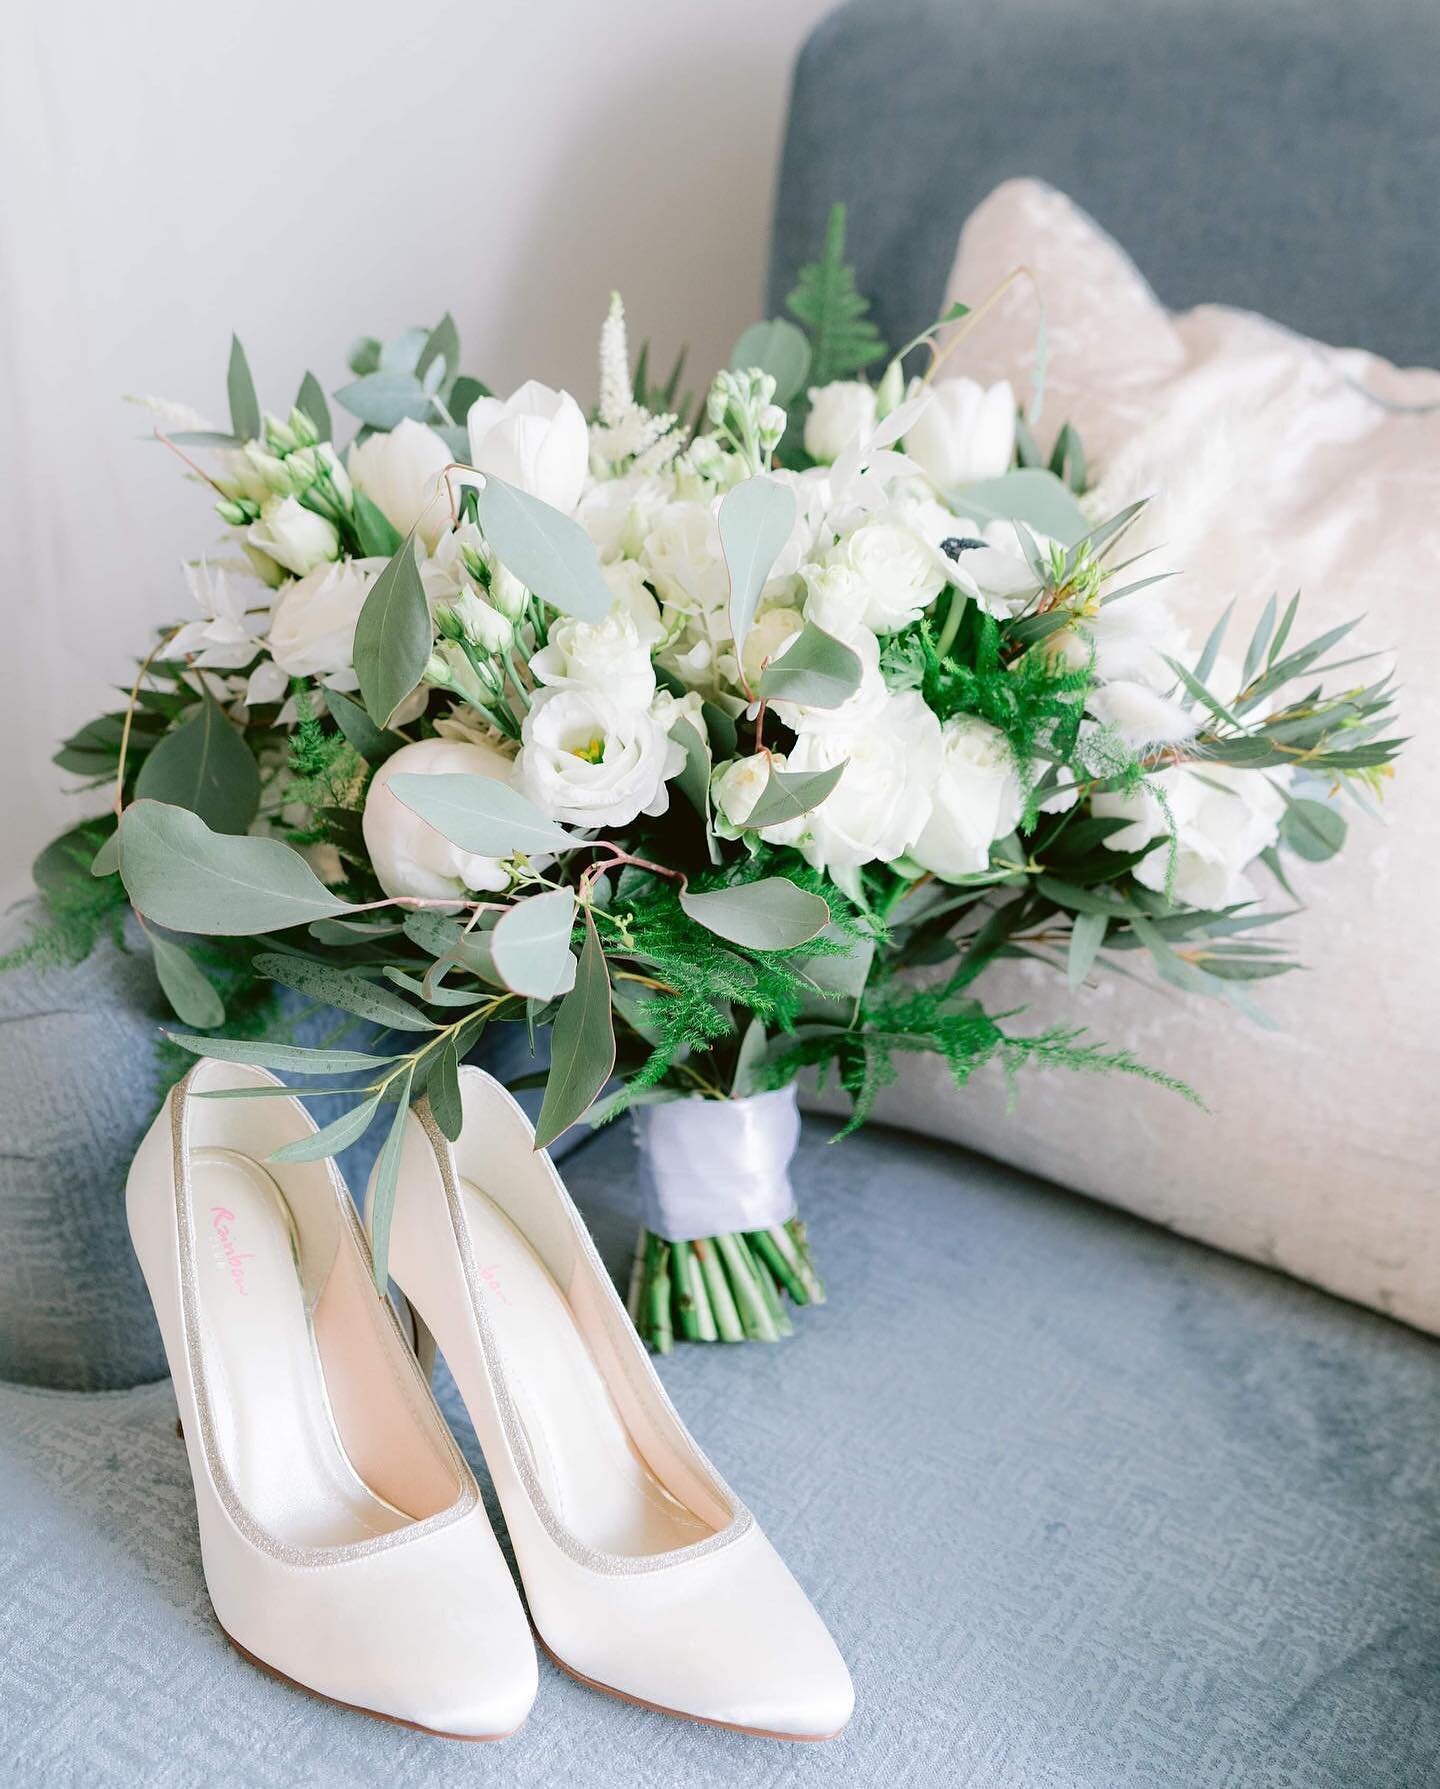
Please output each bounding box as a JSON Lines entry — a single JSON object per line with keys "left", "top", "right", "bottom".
{"left": 530, "top": 608, "right": 657, "bottom": 711}
{"left": 265, "top": 557, "right": 388, "bottom": 686}
{"left": 1094, "top": 764, "right": 1290, "bottom": 910}
{"left": 711, "top": 751, "right": 807, "bottom": 846}
{"left": 348, "top": 418, "right": 454, "bottom": 551}
{"left": 516, "top": 687, "right": 683, "bottom": 829}
{"left": 910, "top": 715, "right": 1024, "bottom": 880}
{"left": 903, "top": 377, "right": 1016, "bottom": 489}
{"left": 803, "top": 381, "right": 878, "bottom": 463}
{"left": 804, "top": 512, "right": 947, "bottom": 635}
{"left": 466, "top": 380, "right": 589, "bottom": 514}
{"left": 246, "top": 496, "right": 340, "bottom": 578}
{"left": 362, "top": 737, "right": 520, "bottom": 901}
{"left": 789, "top": 689, "right": 941, "bottom": 895}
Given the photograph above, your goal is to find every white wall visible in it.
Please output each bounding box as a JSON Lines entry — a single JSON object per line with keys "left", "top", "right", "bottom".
{"left": 0, "top": 0, "right": 832, "bottom": 902}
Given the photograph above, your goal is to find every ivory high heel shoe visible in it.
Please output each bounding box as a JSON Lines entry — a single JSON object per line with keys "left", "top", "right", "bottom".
{"left": 375, "top": 1066, "right": 854, "bottom": 1741}
{"left": 127, "top": 1059, "right": 538, "bottom": 1739}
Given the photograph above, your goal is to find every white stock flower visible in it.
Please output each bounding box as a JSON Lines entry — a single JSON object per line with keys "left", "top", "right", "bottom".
{"left": 1094, "top": 764, "right": 1289, "bottom": 910}
{"left": 516, "top": 687, "right": 683, "bottom": 828}
{"left": 264, "top": 556, "right": 388, "bottom": 686}
{"left": 467, "top": 380, "right": 589, "bottom": 514}
{"left": 348, "top": 418, "right": 454, "bottom": 551}
{"left": 246, "top": 496, "right": 340, "bottom": 578}
{"left": 803, "top": 381, "right": 878, "bottom": 463}
{"left": 803, "top": 511, "right": 947, "bottom": 635}
{"left": 530, "top": 608, "right": 657, "bottom": 710}
{"left": 711, "top": 751, "right": 806, "bottom": 846}
{"left": 910, "top": 715, "right": 1024, "bottom": 880}
{"left": 362, "top": 737, "right": 519, "bottom": 902}
{"left": 903, "top": 377, "right": 1016, "bottom": 489}
{"left": 789, "top": 690, "right": 941, "bottom": 895}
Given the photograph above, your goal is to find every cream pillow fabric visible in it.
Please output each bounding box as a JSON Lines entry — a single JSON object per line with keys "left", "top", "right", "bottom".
{"left": 815, "top": 179, "right": 1440, "bottom": 1333}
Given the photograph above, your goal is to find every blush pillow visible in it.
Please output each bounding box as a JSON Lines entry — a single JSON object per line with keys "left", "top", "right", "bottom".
{"left": 819, "top": 179, "right": 1440, "bottom": 1334}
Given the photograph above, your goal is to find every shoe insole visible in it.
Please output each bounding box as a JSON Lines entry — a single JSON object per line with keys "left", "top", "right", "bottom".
{"left": 190, "top": 1147, "right": 412, "bottom": 1549}
{"left": 457, "top": 1176, "right": 716, "bottom": 1558}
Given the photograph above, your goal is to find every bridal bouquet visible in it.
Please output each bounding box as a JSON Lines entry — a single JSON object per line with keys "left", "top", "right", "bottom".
{"left": 24, "top": 208, "right": 1400, "bottom": 1350}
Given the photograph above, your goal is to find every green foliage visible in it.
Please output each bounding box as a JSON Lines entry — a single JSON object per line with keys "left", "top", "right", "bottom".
{"left": 785, "top": 203, "right": 886, "bottom": 386}
{"left": 283, "top": 682, "right": 366, "bottom": 840}
{"left": 1, "top": 821, "right": 129, "bottom": 973}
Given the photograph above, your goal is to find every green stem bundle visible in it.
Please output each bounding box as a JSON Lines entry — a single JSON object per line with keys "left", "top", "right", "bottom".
{"left": 626, "top": 1217, "right": 825, "bottom": 1351}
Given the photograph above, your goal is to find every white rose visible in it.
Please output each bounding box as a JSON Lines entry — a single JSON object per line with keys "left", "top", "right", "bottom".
{"left": 348, "top": 418, "right": 454, "bottom": 551}
{"left": 903, "top": 377, "right": 1016, "bottom": 489}
{"left": 362, "top": 737, "right": 519, "bottom": 902}
{"left": 1094, "top": 764, "right": 1289, "bottom": 910}
{"left": 467, "top": 380, "right": 589, "bottom": 514}
{"left": 516, "top": 687, "right": 684, "bottom": 828}
{"left": 530, "top": 608, "right": 657, "bottom": 711}
{"left": 712, "top": 751, "right": 807, "bottom": 846}
{"left": 803, "top": 381, "right": 878, "bottom": 463}
{"left": 246, "top": 496, "right": 340, "bottom": 578}
{"left": 789, "top": 690, "right": 941, "bottom": 896}
{"left": 265, "top": 557, "right": 388, "bottom": 685}
{"left": 641, "top": 500, "right": 730, "bottom": 625}
{"left": 910, "top": 716, "right": 1024, "bottom": 880}
{"left": 807, "top": 513, "right": 947, "bottom": 635}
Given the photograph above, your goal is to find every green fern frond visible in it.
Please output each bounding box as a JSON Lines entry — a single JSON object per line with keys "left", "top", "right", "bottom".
{"left": 786, "top": 203, "right": 887, "bottom": 386}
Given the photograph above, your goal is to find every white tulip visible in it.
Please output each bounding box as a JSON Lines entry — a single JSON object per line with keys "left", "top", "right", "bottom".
{"left": 516, "top": 687, "right": 683, "bottom": 829}
{"left": 362, "top": 737, "right": 519, "bottom": 902}
{"left": 265, "top": 557, "right": 388, "bottom": 685}
{"left": 803, "top": 381, "right": 878, "bottom": 463}
{"left": 467, "top": 380, "right": 589, "bottom": 514}
{"left": 348, "top": 418, "right": 455, "bottom": 550}
{"left": 246, "top": 496, "right": 340, "bottom": 578}
{"left": 910, "top": 715, "right": 1024, "bottom": 880}
{"left": 904, "top": 377, "right": 1016, "bottom": 489}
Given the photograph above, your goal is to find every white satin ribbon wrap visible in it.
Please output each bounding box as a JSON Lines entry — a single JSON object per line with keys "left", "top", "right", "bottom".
{"left": 631, "top": 1085, "right": 800, "bottom": 1242}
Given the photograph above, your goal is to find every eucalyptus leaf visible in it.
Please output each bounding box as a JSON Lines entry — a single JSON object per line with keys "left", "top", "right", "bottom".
{"left": 1280, "top": 797, "right": 1347, "bottom": 862}
{"left": 351, "top": 489, "right": 405, "bottom": 557}
{"left": 388, "top": 773, "right": 572, "bottom": 856}
{"left": 367, "top": 1064, "right": 415, "bottom": 1289}
{"left": 670, "top": 715, "right": 720, "bottom": 864}
{"left": 472, "top": 474, "right": 610, "bottom": 621}
{"left": 322, "top": 687, "right": 403, "bottom": 765}
{"left": 740, "top": 761, "right": 845, "bottom": 830}
{"left": 380, "top": 328, "right": 430, "bottom": 374}
{"left": 730, "top": 318, "right": 812, "bottom": 405}
{"left": 417, "top": 313, "right": 460, "bottom": 386}
{"left": 294, "top": 371, "right": 331, "bottom": 441}
{"left": 150, "top": 934, "right": 225, "bottom": 1028}
{"left": 679, "top": 877, "right": 830, "bottom": 949}
{"left": 333, "top": 371, "right": 432, "bottom": 429}
{"left": 428, "top": 1036, "right": 464, "bottom": 1140}
{"left": 227, "top": 335, "right": 260, "bottom": 442}
{"left": 252, "top": 952, "right": 437, "bottom": 1032}
{"left": 719, "top": 477, "right": 797, "bottom": 662}
{"left": 353, "top": 534, "right": 431, "bottom": 727}
{"left": 164, "top": 1032, "right": 394, "bottom": 1073}
{"left": 118, "top": 801, "right": 354, "bottom": 934}
{"left": 732, "top": 1018, "right": 768, "bottom": 1097}
{"left": 491, "top": 889, "right": 578, "bottom": 999}
{"left": 950, "top": 468, "right": 1088, "bottom": 545}
{"left": 1067, "top": 911, "right": 1108, "bottom": 991}
{"left": 90, "top": 831, "right": 120, "bottom": 877}
{"left": 756, "top": 623, "right": 861, "bottom": 709}
{"left": 134, "top": 689, "right": 261, "bottom": 834}
{"left": 270, "top": 1094, "right": 382, "bottom": 1165}
{"left": 534, "top": 913, "right": 615, "bottom": 1147}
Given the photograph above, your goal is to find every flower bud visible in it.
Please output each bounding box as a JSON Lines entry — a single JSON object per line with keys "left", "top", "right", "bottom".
{"left": 288, "top": 406, "right": 320, "bottom": 448}
{"left": 758, "top": 404, "right": 786, "bottom": 449}
{"left": 875, "top": 356, "right": 904, "bottom": 420}
{"left": 263, "top": 411, "right": 301, "bottom": 456}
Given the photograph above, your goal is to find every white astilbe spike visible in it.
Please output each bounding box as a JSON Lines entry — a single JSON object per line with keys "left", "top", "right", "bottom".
{"left": 598, "top": 292, "right": 632, "bottom": 428}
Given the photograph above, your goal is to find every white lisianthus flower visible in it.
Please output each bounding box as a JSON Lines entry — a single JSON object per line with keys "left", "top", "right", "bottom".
{"left": 530, "top": 608, "right": 657, "bottom": 711}
{"left": 805, "top": 513, "right": 947, "bottom": 635}
{"left": 517, "top": 687, "right": 684, "bottom": 828}
{"left": 1093, "top": 764, "right": 1290, "bottom": 910}
{"left": 789, "top": 690, "right": 942, "bottom": 896}
{"left": 910, "top": 715, "right": 1025, "bottom": 880}
{"left": 803, "top": 381, "right": 878, "bottom": 463}
{"left": 348, "top": 417, "right": 454, "bottom": 550}
{"left": 740, "top": 605, "right": 805, "bottom": 689}
{"left": 711, "top": 751, "right": 807, "bottom": 846}
{"left": 246, "top": 496, "right": 340, "bottom": 578}
{"left": 264, "top": 557, "right": 388, "bottom": 686}
{"left": 362, "top": 737, "right": 519, "bottom": 902}
{"left": 467, "top": 380, "right": 589, "bottom": 514}
{"left": 903, "top": 377, "right": 1016, "bottom": 489}
{"left": 442, "top": 588, "right": 513, "bottom": 654}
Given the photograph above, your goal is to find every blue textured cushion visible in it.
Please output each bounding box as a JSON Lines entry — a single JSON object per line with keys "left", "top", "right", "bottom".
{"left": 2, "top": 1120, "right": 1438, "bottom": 1786}
{"left": 770, "top": 0, "right": 1440, "bottom": 370}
